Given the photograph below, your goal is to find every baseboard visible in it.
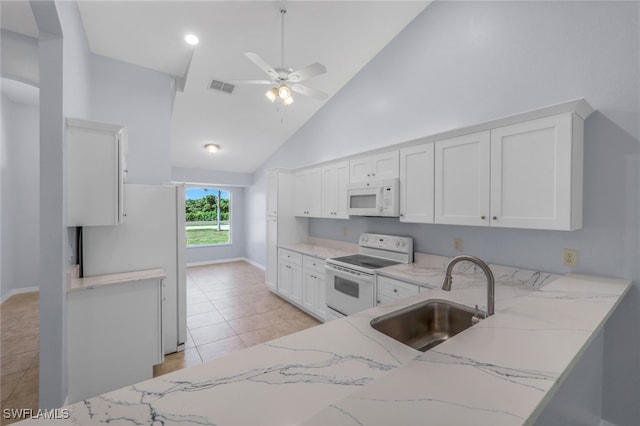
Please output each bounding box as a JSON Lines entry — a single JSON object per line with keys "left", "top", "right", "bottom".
{"left": 1, "top": 286, "right": 39, "bottom": 304}
{"left": 186, "top": 257, "right": 265, "bottom": 270}
{"left": 187, "top": 257, "right": 246, "bottom": 267}
{"left": 242, "top": 257, "right": 265, "bottom": 271}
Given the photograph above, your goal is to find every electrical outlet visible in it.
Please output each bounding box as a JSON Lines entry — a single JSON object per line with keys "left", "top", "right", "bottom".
{"left": 453, "top": 238, "right": 463, "bottom": 252}
{"left": 563, "top": 248, "right": 578, "bottom": 266}
{"left": 343, "top": 227, "right": 348, "bottom": 237}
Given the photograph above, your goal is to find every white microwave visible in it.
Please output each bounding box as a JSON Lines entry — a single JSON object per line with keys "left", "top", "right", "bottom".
{"left": 347, "top": 179, "right": 400, "bottom": 217}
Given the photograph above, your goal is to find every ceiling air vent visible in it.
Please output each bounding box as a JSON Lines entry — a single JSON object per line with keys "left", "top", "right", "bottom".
{"left": 209, "top": 79, "right": 235, "bottom": 94}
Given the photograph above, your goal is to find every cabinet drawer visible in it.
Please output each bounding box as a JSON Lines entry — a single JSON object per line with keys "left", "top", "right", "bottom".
{"left": 279, "top": 248, "right": 302, "bottom": 265}
{"left": 377, "top": 275, "right": 420, "bottom": 299}
{"left": 303, "top": 255, "right": 325, "bottom": 272}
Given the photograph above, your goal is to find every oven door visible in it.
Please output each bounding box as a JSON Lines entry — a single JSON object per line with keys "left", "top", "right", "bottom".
{"left": 325, "top": 263, "right": 375, "bottom": 316}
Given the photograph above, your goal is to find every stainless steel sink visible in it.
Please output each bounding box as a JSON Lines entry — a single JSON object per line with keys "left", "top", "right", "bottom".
{"left": 370, "top": 299, "right": 477, "bottom": 352}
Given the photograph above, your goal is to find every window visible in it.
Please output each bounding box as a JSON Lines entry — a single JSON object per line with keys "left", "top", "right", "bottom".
{"left": 185, "top": 187, "right": 231, "bottom": 246}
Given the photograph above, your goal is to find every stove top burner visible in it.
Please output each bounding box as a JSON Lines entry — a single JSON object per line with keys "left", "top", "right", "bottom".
{"left": 329, "top": 254, "right": 400, "bottom": 270}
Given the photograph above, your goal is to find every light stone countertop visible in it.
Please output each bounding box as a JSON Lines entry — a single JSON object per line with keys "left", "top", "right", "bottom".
{"left": 67, "top": 268, "right": 166, "bottom": 292}
{"left": 24, "top": 268, "right": 631, "bottom": 425}
{"left": 278, "top": 237, "right": 359, "bottom": 260}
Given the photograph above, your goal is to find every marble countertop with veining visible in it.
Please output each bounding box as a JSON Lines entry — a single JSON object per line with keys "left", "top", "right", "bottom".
{"left": 278, "top": 238, "right": 359, "bottom": 260}
{"left": 24, "top": 268, "right": 630, "bottom": 425}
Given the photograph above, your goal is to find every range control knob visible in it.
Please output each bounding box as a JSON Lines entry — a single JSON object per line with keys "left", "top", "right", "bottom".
{"left": 400, "top": 242, "right": 406, "bottom": 247}
{"left": 395, "top": 241, "right": 400, "bottom": 247}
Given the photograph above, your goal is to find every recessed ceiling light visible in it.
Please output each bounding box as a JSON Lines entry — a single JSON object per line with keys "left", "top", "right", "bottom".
{"left": 184, "top": 33, "right": 199, "bottom": 46}
{"left": 204, "top": 143, "right": 220, "bottom": 155}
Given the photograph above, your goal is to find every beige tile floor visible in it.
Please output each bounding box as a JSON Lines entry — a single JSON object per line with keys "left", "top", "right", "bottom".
{"left": 0, "top": 261, "right": 320, "bottom": 424}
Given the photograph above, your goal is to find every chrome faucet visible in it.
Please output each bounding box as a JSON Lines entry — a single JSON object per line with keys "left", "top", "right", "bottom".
{"left": 442, "top": 255, "right": 495, "bottom": 317}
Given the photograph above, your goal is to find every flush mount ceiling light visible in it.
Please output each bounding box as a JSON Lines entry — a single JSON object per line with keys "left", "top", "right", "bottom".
{"left": 184, "top": 33, "right": 199, "bottom": 46}
{"left": 204, "top": 143, "right": 220, "bottom": 155}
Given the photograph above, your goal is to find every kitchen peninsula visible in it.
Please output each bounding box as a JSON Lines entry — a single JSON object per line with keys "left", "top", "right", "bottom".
{"left": 20, "top": 261, "right": 630, "bottom": 425}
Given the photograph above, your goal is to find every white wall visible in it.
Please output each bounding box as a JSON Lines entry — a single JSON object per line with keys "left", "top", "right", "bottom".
{"left": 246, "top": 2, "right": 639, "bottom": 424}
{"left": 0, "top": 94, "right": 39, "bottom": 299}
{"left": 172, "top": 166, "right": 252, "bottom": 187}
{"left": 90, "top": 54, "right": 176, "bottom": 185}
{"left": 0, "top": 29, "right": 39, "bottom": 86}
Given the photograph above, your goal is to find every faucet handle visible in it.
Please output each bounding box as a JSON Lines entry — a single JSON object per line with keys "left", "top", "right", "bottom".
{"left": 471, "top": 304, "right": 481, "bottom": 324}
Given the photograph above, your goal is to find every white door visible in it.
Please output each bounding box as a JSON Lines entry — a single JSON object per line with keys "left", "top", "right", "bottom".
{"left": 434, "top": 131, "right": 491, "bottom": 226}
{"left": 306, "top": 168, "right": 322, "bottom": 217}
{"left": 266, "top": 217, "right": 278, "bottom": 291}
{"left": 349, "top": 157, "right": 372, "bottom": 183}
{"left": 278, "top": 261, "right": 293, "bottom": 299}
{"left": 334, "top": 161, "right": 350, "bottom": 219}
{"left": 302, "top": 271, "right": 318, "bottom": 312}
{"left": 490, "top": 113, "right": 575, "bottom": 230}
{"left": 400, "top": 143, "right": 434, "bottom": 223}
{"left": 266, "top": 171, "right": 278, "bottom": 216}
{"left": 321, "top": 165, "right": 337, "bottom": 218}
{"left": 290, "top": 263, "right": 303, "bottom": 304}
{"left": 371, "top": 151, "right": 399, "bottom": 180}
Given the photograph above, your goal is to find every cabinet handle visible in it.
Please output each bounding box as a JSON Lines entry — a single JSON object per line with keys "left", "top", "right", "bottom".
{"left": 393, "top": 289, "right": 398, "bottom": 293}
{"left": 493, "top": 216, "right": 497, "bottom": 220}
{"left": 372, "top": 172, "right": 376, "bottom": 177}
{"left": 481, "top": 215, "right": 486, "bottom": 220}
{"left": 400, "top": 213, "right": 404, "bottom": 217}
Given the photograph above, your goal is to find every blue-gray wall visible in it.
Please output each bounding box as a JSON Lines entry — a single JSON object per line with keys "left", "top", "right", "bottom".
{"left": 246, "top": 2, "right": 639, "bottom": 424}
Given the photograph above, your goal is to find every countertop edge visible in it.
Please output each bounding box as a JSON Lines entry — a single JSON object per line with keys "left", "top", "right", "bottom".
{"left": 67, "top": 268, "right": 166, "bottom": 292}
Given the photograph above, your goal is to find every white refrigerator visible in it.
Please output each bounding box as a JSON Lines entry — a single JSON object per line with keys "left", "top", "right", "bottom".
{"left": 82, "top": 184, "right": 187, "bottom": 354}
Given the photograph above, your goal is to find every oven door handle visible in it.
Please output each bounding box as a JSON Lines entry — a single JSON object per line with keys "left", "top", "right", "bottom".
{"left": 325, "top": 263, "right": 372, "bottom": 278}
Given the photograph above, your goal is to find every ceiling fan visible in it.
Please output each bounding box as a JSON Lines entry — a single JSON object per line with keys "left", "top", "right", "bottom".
{"left": 231, "top": 4, "right": 328, "bottom": 106}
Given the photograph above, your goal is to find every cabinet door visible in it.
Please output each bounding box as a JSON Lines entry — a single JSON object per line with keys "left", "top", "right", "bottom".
{"left": 490, "top": 113, "right": 577, "bottom": 230}
{"left": 371, "top": 151, "right": 399, "bottom": 180}
{"left": 321, "top": 161, "right": 349, "bottom": 218}
{"left": 266, "top": 218, "right": 278, "bottom": 291}
{"left": 302, "top": 271, "right": 318, "bottom": 312}
{"left": 294, "top": 168, "right": 322, "bottom": 217}
{"left": 67, "top": 119, "right": 125, "bottom": 226}
{"left": 334, "top": 162, "right": 350, "bottom": 219}
{"left": 293, "top": 171, "right": 307, "bottom": 216}
{"left": 266, "top": 171, "right": 278, "bottom": 216}
{"left": 349, "top": 157, "right": 372, "bottom": 183}
{"left": 434, "top": 131, "right": 490, "bottom": 226}
{"left": 400, "top": 144, "right": 434, "bottom": 223}
{"left": 315, "top": 272, "right": 326, "bottom": 321}
{"left": 321, "top": 165, "right": 337, "bottom": 217}
{"left": 290, "top": 263, "right": 303, "bottom": 304}
{"left": 278, "top": 261, "right": 293, "bottom": 299}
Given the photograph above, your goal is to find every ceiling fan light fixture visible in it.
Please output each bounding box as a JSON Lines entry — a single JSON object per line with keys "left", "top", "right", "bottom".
{"left": 278, "top": 84, "right": 291, "bottom": 99}
{"left": 204, "top": 143, "right": 220, "bottom": 155}
{"left": 265, "top": 87, "right": 278, "bottom": 102}
{"left": 282, "top": 96, "right": 294, "bottom": 106}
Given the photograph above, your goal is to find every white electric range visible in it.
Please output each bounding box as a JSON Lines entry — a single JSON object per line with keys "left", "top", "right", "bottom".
{"left": 325, "top": 233, "right": 413, "bottom": 320}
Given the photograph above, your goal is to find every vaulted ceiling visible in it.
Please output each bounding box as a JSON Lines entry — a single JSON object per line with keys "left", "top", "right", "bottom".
{"left": 2, "top": 1, "right": 430, "bottom": 174}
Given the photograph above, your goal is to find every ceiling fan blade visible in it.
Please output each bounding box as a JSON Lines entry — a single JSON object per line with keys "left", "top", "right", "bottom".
{"left": 291, "top": 84, "right": 328, "bottom": 100}
{"left": 245, "top": 52, "right": 279, "bottom": 80}
{"left": 228, "top": 79, "right": 274, "bottom": 85}
{"left": 288, "top": 62, "right": 326, "bottom": 83}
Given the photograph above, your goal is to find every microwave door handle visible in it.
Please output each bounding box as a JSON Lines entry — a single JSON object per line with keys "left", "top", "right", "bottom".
{"left": 378, "top": 186, "right": 384, "bottom": 213}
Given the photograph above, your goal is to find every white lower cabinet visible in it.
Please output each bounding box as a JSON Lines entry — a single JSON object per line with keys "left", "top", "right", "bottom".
{"left": 67, "top": 276, "right": 163, "bottom": 403}
{"left": 277, "top": 249, "right": 326, "bottom": 321}
{"left": 376, "top": 275, "right": 421, "bottom": 306}
{"left": 278, "top": 249, "right": 302, "bottom": 303}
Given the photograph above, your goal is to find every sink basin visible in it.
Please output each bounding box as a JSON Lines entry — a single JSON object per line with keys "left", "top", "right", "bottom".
{"left": 370, "top": 299, "right": 477, "bottom": 352}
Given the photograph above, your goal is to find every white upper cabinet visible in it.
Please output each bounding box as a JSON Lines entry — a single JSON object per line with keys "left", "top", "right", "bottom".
{"left": 266, "top": 171, "right": 279, "bottom": 216}
{"left": 434, "top": 131, "right": 491, "bottom": 226}
{"left": 490, "top": 113, "right": 582, "bottom": 230}
{"left": 321, "top": 161, "right": 349, "bottom": 219}
{"left": 434, "top": 112, "right": 585, "bottom": 230}
{"left": 67, "top": 118, "right": 127, "bottom": 227}
{"left": 400, "top": 143, "right": 435, "bottom": 223}
{"left": 349, "top": 151, "right": 399, "bottom": 183}
{"left": 294, "top": 167, "right": 322, "bottom": 217}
